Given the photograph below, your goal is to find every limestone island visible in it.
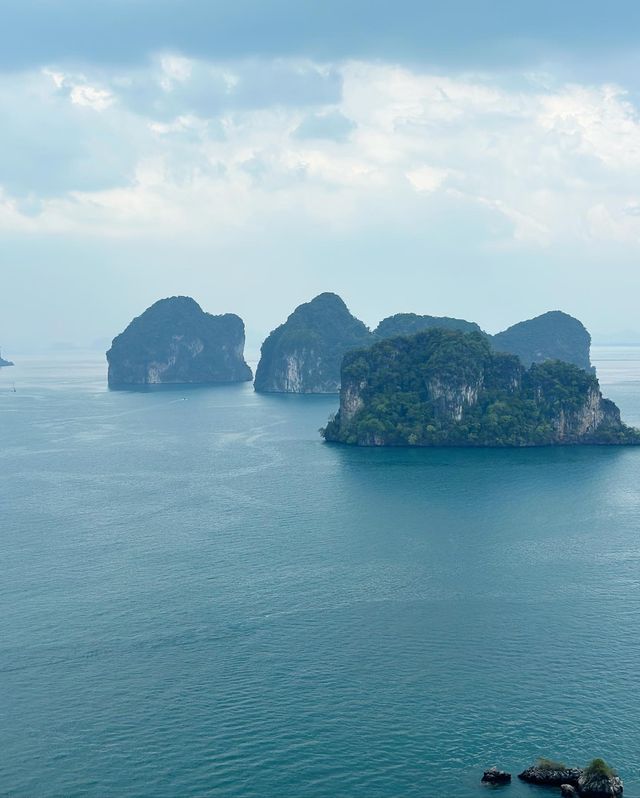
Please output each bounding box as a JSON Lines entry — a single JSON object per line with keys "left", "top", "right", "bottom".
{"left": 255, "top": 298, "right": 595, "bottom": 395}
{"left": 375, "top": 312, "right": 482, "bottom": 339}
{"left": 254, "top": 292, "right": 372, "bottom": 393}
{"left": 322, "top": 328, "right": 639, "bottom": 447}
{"left": 376, "top": 309, "right": 593, "bottom": 372}
{"left": 492, "top": 310, "right": 593, "bottom": 372}
{"left": 107, "top": 296, "right": 252, "bottom": 387}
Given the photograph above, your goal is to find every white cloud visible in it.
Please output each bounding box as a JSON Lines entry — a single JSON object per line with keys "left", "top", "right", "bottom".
{"left": 406, "top": 165, "right": 449, "bottom": 193}
{"left": 69, "top": 84, "right": 113, "bottom": 111}
{"left": 159, "top": 54, "right": 193, "bottom": 85}
{"left": 3, "top": 59, "right": 640, "bottom": 249}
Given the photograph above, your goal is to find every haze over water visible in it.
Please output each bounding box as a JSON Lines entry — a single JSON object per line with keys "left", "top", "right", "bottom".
{"left": 1, "top": 347, "right": 640, "bottom": 797}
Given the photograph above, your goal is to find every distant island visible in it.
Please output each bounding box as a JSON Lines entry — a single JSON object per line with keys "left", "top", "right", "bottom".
{"left": 253, "top": 294, "right": 595, "bottom": 394}
{"left": 254, "top": 292, "right": 371, "bottom": 393}
{"left": 376, "top": 310, "right": 593, "bottom": 372}
{"left": 492, "top": 310, "right": 593, "bottom": 372}
{"left": 323, "top": 329, "right": 639, "bottom": 447}
{"left": 0, "top": 351, "right": 14, "bottom": 367}
{"left": 106, "top": 296, "right": 253, "bottom": 387}
{"left": 374, "top": 313, "right": 482, "bottom": 338}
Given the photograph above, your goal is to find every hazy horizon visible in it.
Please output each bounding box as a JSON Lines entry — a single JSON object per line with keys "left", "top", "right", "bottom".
{"left": 5, "top": 293, "right": 640, "bottom": 359}
{"left": 4, "top": 1, "right": 640, "bottom": 352}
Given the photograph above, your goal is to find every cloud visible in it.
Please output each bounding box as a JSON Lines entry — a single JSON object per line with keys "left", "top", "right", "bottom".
{"left": 3, "top": 58, "right": 640, "bottom": 251}
{"left": 0, "top": 71, "right": 141, "bottom": 197}
{"left": 405, "top": 166, "right": 449, "bottom": 193}
{"left": 109, "top": 58, "right": 342, "bottom": 121}
{"left": 294, "top": 110, "right": 356, "bottom": 142}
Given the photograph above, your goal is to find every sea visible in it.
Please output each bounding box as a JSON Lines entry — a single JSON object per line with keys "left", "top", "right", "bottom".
{"left": 1, "top": 346, "right": 640, "bottom": 797}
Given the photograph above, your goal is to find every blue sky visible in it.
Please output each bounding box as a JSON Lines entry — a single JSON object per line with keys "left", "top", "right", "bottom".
{"left": 3, "top": 0, "right": 640, "bottom": 351}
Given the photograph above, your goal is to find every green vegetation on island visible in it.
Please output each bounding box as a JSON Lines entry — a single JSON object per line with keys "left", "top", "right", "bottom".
{"left": 536, "top": 758, "right": 568, "bottom": 772}
{"left": 107, "top": 296, "right": 252, "bottom": 387}
{"left": 492, "top": 310, "right": 593, "bottom": 371}
{"left": 323, "top": 328, "right": 639, "bottom": 447}
{"left": 253, "top": 297, "right": 595, "bottom": 394}
{"left": 375, "top": 312, "right": 482, "bottom": 339}
{"left": 254, "top": 292, "right": 372, "bottom": 393}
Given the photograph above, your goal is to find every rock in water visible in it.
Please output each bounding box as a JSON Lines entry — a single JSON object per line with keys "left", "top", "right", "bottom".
{"left": 0, "top": 356, "right": 14, "bottom": 367}
{"left": 481, "top": 768, "right": 511, "bottom": 784}
{"left": 518, "top": 765, "right": 582, "bottom": 786}
{"left": 561, "top": 786, "right": 578, "bottom": 797}
{"left": 322, "top": 328, "right": 640, "bottom": 447}
{"left": 107, "top": 296, "right": 252, "bottom": 387}
{"left": 492, "top": 310, "right": 593, "bottom": 371}
{"left": 578, "top": 774, "right": 624, "bottom": 797}
{"left": 254, "top": 293, "right": 372, "bottom": 393}
{"left": 375, "top": 313, "right": 482, "bottom": 339}
{"left": 578, "top": 759, "right": 623, "bottom": 797}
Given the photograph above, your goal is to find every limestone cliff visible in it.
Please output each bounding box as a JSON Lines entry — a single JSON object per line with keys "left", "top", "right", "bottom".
{"left": 323, "top": 329, "right": 638, "bottom": 447}
{"left": 492, "top": 310, "right": 593, "bottom": 371}
{"left": 254, "top": 293, "right": 372, "bottom": 393}
{"left": 107, "top": 296, "right": 252, "bottom": 387}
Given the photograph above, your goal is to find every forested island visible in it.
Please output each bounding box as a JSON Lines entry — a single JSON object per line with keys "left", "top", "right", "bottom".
{"left": 253, "top": 294, "right": 594, "bottom": 394}
{"left": 323, "top": 329, "right": 638, "bottom": 447}
{"left": 492, "top": 310, "right": 593, "bottom": 371}
{"left": 107, "top": 296, "right": 252, "bottom": 387}
{"left": 374, "top": 313, "right": 482, "bottom": 338}
{"left": 254, "top": 293, "right": 371, "bottom": 393}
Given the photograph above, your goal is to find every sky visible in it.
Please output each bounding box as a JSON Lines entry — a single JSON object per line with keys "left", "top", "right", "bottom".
{"left": 3, "top": 0, "right": 640, "bottom": 353}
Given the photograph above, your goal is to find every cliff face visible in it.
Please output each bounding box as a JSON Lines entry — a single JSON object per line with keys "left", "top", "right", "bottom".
{"left": 254, "top": 293, "right": 372, "bottom": 393}
{"left": 106, "top": 296, "right": 252, "bottom": 387}
{"left": 375, "top": 313, "right": 482, "bottom": 339}
{"left": 323, "top": 329, "right": 638, "bottom": 447}
{"left": 492, "top": 311, "right": 593, "bottom": 371}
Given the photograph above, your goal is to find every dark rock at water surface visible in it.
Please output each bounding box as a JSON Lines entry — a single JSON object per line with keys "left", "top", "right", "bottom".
{"left": 518, "top": 765, "right": 583, "bottom": 786}
{"left": 107, "top": 296, "right": 252, "bottom": 387}
{"left": 578, "top": 761, "right": 623, "bottom": 797}
{"left": 481, "top": 767, "right": 511, "bottom": 784}
{"left": 518, "top": 758, "right": 623, "bottom": 796}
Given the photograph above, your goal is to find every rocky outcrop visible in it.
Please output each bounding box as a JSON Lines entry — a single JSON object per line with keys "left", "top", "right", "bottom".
{"left": 107, "top": 296, "right": 252, "bottom": 387}
{"left": 322, "top": 328, "right": 639, "bottom": 447}
{"left": 518, "top": 765, "right": 582, "bottom": 787}
{"left": 492, "top": 310, "right": 593, "bottom": 371}
{"left": 579, "top": 775, "right": 623, "bottom": 797}
{"left": 481, "top": 768, "right": 511, "bottom": 784}
{"left": 578, "top": 760, "right": 623, "bottom": 797}
{"left": 518, "top": 760, "right": 623, "bottom": 796}
{"left": 375, "top": 313, "right": 482, "bottom": 339}
{"left": 254, "top": 293, "right": 372, "bottom": 393}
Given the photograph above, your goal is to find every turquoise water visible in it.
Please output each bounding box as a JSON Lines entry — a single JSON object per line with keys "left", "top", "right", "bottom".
{"left": 1, "top": 347, "right": 640, "bottom": 797}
